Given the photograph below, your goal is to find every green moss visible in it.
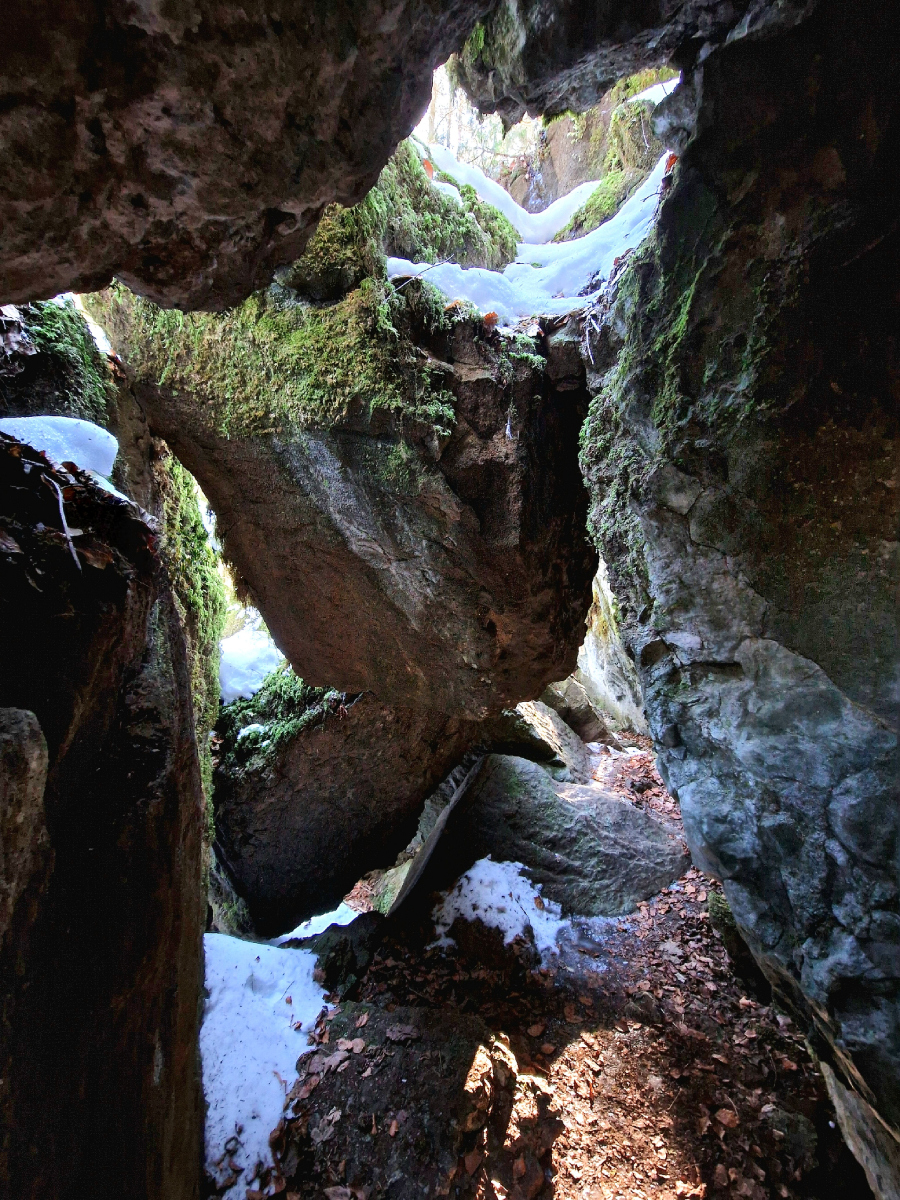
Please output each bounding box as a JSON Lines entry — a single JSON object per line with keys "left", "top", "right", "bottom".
{"left": 216, "top": 664, "right": 342, "bottom": 771}
{"left": 0, "top": 298, "right": 113, "bottom": 422}
{"left": 155, "top": 450, "right": 226, "bottom": 815}
{"left": 278, "top": 141, "right": 517, "bottom": 302}
{"left": 89, "top": 275, "right": 457, "bottom": 440}
{"left": 554, "top": 169, "right": 645, "bottom": 241}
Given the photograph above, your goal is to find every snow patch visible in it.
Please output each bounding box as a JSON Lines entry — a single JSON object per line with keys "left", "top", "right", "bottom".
{"left": 219, "top": 623, "right": 285, "bottom": 704}
{"left": 627, "top": 77, "right": 679, "bottom": 108}
{"left": 200, "top": 933, "right": 326, "bottom": 1195}
{"left": 431, "top": 178, "right": 462, "bottom": 205}
{"left": 432, "top": 857, "right": 568, "bottom": 957}
{"left": 388, "top": 153, "right": 669, "bottom": 325}
{"left": 0, "top": 415, "right": 118, "bottom": 477}
{"left": 237, "top": 722, "right": 268, "bottom": 741}
{"left": 273, "top": 901, "right": 360, "bottom": 945}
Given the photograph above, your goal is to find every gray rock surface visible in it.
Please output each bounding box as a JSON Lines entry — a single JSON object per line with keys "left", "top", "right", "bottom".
{"left": 576, "top": 563, "right": 647, "bottom": 734}
{"left": 440, "top": 754, "right": 689, "bottom": 916}
{"left": 577, "top": 2, "right": 900, "bottom": 1191}
{"left": 540, "top": 676, "right": 619, "bottom": 746}
{"left": 100, "top": 297, "right": 595, "bottom": 715}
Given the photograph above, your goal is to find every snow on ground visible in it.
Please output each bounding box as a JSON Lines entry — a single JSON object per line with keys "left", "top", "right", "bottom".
{"left": 273, "top": 901, "right": 360, "bottom": 945}
{"left": 219, "top": 617, "right": 285, "bottom": 704}
{"left": 432, "top": 857, "right": 569, "bottom": 957}
{"left": 201, "top": 933, "right": 326, "bottom": 1195}
{"left": 388, "top": 153, "right": 669, "bottom": 325}
{"left": 628, "top": 76, "right": 679, "bottom": 108}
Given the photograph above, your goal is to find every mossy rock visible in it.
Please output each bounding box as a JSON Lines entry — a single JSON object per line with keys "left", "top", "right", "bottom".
{"left": 0, "top": 298, "right": 113, "bottom": 423}
{"left": 277, "top": 140, "right": 518, "bottom": 301}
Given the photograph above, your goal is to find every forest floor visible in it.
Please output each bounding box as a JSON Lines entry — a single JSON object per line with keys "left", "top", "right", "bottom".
{"left": 310, "top": 742, "right": 873, "bottom": 1200}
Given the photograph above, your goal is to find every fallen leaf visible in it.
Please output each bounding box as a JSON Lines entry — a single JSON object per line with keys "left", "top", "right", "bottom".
{"left": 540, "top": 1043, "right": 557, "bottom": 1056}
{"left": 715, "top": 1107, "right": 739, "bottom": 1128}
{"left": 389, "top": 1119, "right": 399, "bottom": 1137}
{"left": 355, "top": 1012, "right": 369, "bottom": 1028}
{"left": 527, "top": 1023, "right": 546, "bottom": 1038}
{"left": 464, "top": 1149, "right": 483, "bottom": 1175}
{"left": 714, "top": 1164, "right": 729, "bottom": 1186}
{"left": 385, "top": 1024, "right": 420, "bottom": 1042}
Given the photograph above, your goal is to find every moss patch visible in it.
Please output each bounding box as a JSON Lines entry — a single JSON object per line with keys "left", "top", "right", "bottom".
{"left": 0, "top": 298, "right": 113, "bottom": 422}
{"left": 215, "top": 664, "right": 342, "bottom": 772}
{"left": 89, "top": 276, "right": 459, "bottom": 441}
{"left": 155, "top": 450, "right": 226, "bottom": 812}
{"left": 278, "top": 141, "right": 518, "bottom": 302}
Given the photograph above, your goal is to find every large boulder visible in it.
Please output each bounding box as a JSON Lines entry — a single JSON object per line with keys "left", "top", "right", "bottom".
{"left": 577, "top": 2, "right": 900, "bottom": 1192}
{"left": 430, "top": 754, "right": 689, "bottom": 916}
{"left": 93, "top": 283, "right": 596, "bottom": 716}
{"left": 213, "top": 690, "right": 475, "bottom": 936}
{"left": 0, "top": 0, "right": 490, "bottom": 309}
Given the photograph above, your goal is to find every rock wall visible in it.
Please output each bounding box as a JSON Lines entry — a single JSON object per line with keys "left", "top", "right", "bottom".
{"left": 570, "top": 2, "right": 899, "bottom": 1193}
{"left": 0, "top": 305, "right": 212, "bottom": 1198}
{"left": 0, "top": 435, "right": 205, "bottom": 1199}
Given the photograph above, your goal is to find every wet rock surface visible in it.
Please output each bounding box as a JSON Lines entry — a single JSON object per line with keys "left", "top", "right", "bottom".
{"left": 0, "top": 0, "right": 489, "bottom": 309}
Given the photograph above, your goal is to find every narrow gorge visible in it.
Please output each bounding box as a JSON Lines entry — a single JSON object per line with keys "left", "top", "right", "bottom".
{"left": 0, "top": 3, "right": 896, "bottom": 1200}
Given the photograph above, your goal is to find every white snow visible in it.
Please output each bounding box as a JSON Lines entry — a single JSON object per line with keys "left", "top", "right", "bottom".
{"left": 388, "top": 153, "right": 668, "bottom": 325}
{"left": 431, "top": 178, "right": 462, "bottom": 205}
{"left": 237, "top": 722, "right": 268, "bottom": 741}
{"left": 432, "top": 857, "right": 568, "bottom": 957}
{"left": 200, "top": 933, "right": 326, "bottom": 1195}
{"left": 426, "top": 141, "right": 602, "bottom": 244}
{"left": 628, "top": 77, "right": 679, "bottom": 108}
{"left": 219, "top": 623, "right": 285, "bottom": 704}
{"left": 273, "top": 901, "right": 360, "bottom": 945}
{"left": 0, "top": 414, "right": 118, "bottom": 477}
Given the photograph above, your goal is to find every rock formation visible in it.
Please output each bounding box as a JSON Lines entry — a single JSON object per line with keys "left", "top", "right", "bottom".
{"left": 0, "top": 0, "right": 492, "bottom": 309}
{"left": 0, "top": 434, "right": 205, "bottom": 1199}
{"left": 92, "top": 277, "right": 596, "bottom": 714}
{"left": 0, "top": 301, "right": 225, "bottom": 1199}
{"left": 568, "top": 3, "right": 900, "bottom": 1193}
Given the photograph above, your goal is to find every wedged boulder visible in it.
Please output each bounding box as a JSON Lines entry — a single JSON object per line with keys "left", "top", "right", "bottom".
{"left": 213, "top": 689, "right": 476, "bottom": 935}
{"left": 273, "top": 1002, "right": 562, "bottom": 1199}
{"left": 95, "top": 283, "right": 596, "bottom": 716}
{"left": 0, "top": 433, "right": 205, "bottom": 1199}
{"left": 430, "top": 754, "right": 689, "bottom": 917}
{"left": 540, "top": 676, "right": 619, "bottom": 746}
{"left": 577, "top": 2, "right": 900, "bottom": 1190}
{"left": 483, "top": 699, "right": 593, "bottom": 783}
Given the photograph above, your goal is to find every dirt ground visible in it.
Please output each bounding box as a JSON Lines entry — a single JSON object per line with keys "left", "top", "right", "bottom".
{"left": 273, "top": 741, "right": 873, "bottom": 1200}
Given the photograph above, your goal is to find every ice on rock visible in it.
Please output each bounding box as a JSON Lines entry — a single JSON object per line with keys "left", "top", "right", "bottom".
{"left": 388, "top": 153, "right": 669, "bottom": 325}
{"left": 200, "top": 933, "right": 326, "bottom": 1195}
{"left": 219, "top": 620, "right": 285, "bottom": 704}
{"left": 0, "top": 415, "right": 119, "bottom": 478}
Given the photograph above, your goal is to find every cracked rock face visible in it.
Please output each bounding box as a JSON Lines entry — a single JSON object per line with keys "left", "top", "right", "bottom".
{"left": 578, "top": 2, "right": 899, "bottom": 1193}
{"left": 0, "top": 0, "right": 487, "bottom": 309}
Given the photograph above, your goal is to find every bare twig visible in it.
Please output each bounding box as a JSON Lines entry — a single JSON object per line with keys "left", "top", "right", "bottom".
{"left": 44, "top": 475, "right": 82, "bottom": 572}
